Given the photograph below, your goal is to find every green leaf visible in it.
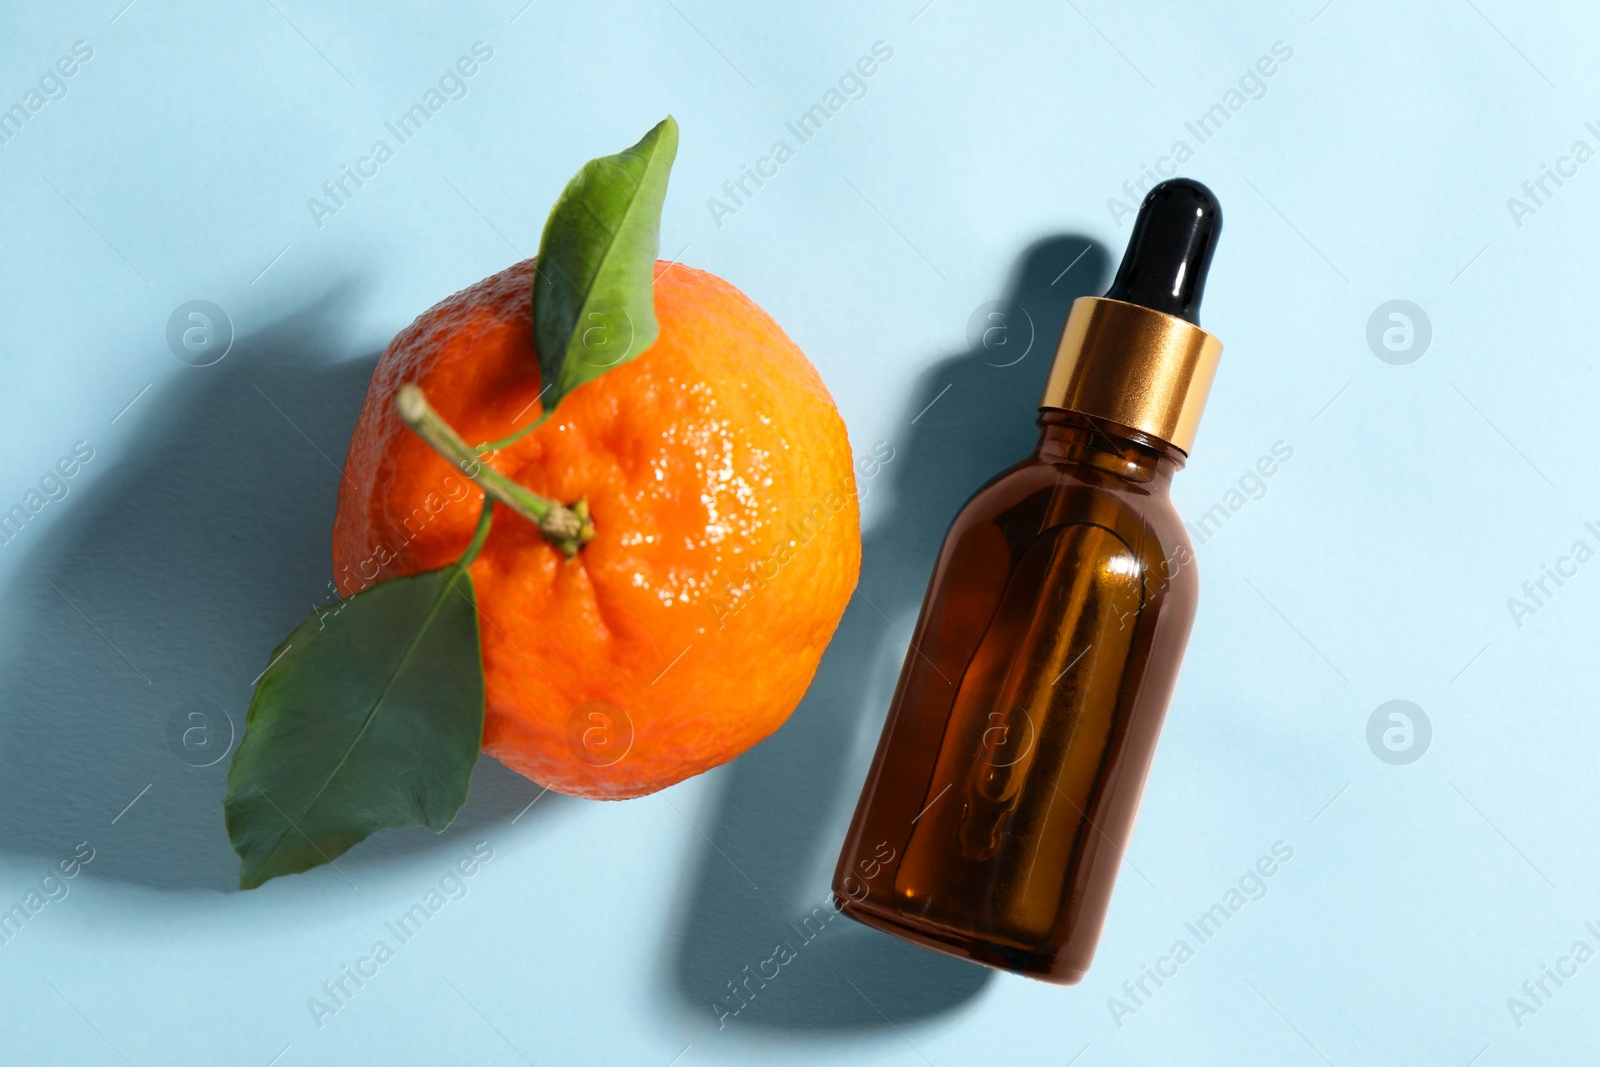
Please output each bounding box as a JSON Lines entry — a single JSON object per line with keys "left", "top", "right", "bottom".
{"left": 533, "top": 115, "right": 679, "bottom": 412}
{"left": 224, "top": 562, "right": 485, "bottom": 889}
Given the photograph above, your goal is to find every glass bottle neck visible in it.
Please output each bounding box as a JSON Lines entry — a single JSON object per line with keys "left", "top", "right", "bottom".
{"left": 1035, "top": 408, "right": 1186, "bottom": 489}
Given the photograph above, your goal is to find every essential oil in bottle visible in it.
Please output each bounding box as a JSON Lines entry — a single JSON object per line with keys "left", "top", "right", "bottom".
{"left": 832, "top": 179, "right": 1225, "bottom": 983}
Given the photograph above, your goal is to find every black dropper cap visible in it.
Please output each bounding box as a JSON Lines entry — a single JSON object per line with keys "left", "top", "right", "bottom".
{"left": 1103, "top": 179, "right": 1222, "bottom": 327}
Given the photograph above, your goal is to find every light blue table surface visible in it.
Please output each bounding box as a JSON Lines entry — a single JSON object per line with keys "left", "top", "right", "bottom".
{"left": 2, "top": 1, "right": 1596, "bottom": 1063}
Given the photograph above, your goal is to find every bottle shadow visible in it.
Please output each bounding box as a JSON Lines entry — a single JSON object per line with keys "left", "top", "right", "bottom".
{"left": 0, "top": 285, "right": 555, "bottom": 892}
{"left": 667, "top": 235, "right": 1111, "bottom": 1029}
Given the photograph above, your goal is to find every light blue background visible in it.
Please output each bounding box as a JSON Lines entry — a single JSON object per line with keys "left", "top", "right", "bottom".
{"left": 0, "top": 0, "right": 1593, "bottom": 1063}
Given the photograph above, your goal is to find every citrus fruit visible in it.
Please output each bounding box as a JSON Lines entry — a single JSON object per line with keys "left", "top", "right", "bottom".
{"left": 330, "top": 258, "right": 860, "bottom": 799}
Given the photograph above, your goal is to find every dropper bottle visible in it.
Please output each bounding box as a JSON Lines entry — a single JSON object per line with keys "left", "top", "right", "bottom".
{"left": 832, "top": 179, "right": 1224, "bottom": 983}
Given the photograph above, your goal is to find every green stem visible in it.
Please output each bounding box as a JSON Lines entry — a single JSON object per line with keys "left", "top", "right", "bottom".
{"left": 396, "top": 384, "right": 595, "bottom": 558}
{"left": 456, "top": 498, "right": 495, "bottom": 567}
{"left": 477, "top": 408, "right": 554, "bottom": 454}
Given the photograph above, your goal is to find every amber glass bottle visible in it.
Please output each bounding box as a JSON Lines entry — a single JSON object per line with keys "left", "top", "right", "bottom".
{"left": 833, "top": 179, "right": 1225, "bottom": 983}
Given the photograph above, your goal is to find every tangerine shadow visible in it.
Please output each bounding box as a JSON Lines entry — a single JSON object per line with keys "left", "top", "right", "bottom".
{"left": 0, "top": 287, "right": 554, "bottom": 891}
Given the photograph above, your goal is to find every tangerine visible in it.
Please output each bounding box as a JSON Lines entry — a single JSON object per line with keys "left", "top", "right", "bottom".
{"left": 331, "top": 259, "right": 860, "bottom": 799}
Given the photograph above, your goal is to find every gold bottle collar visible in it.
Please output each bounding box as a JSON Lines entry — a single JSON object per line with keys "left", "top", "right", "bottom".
{"left": 1040, "top": 297, "right": 1222, "bottom": 454}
